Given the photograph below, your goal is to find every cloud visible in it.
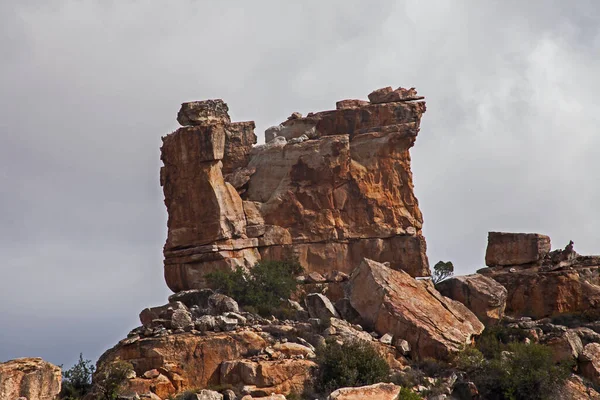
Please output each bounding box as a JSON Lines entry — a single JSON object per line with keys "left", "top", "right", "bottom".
{"left": 1, "top": 0, "right": 599, "bottom": 367}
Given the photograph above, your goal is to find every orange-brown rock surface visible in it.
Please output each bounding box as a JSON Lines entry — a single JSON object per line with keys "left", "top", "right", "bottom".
{"left": 161, "top": 87, "right": 430, "bottom": 291}
{"left": 436, "top": 273, "right": 507, "bottom": 325}
{"left": 480, "top": 232, "right": 600, "bottom": 319}
{"left": 0, "top": 357, "right": 62, "bottom": 400}
{"left": 98, "top": 331, "right": 269, "bottom": 398}
{"left": 485, "top": 232, "right": 551, "bottom": 267}
{"left": 347, "top": 258, "right": 484, "bottom": 359}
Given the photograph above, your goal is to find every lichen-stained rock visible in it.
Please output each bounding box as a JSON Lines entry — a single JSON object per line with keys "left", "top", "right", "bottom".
{"left": 482, "top": 266, "right": 600, "bottom": 319}
{"left": 579, "top": 343, "right": 600, "bottom": 386}
{"left": 222, "top": 121, "right": 257, "bottom": 174}
{"left": 220, "top": 359, "right": 316, "bottom": 395}
{"left": 327, "top": 382, "right": 402, "bottom": 400}
{"left": 177, "top": 100, "right": 231, "bottom": 126}
{"left": 97, "top": 331, "right": 268, "bottom": 398}
{"left": 559, "top": 374, "right": 600, "bottom": 399}
{"left": 161, "top": 88, "right": 431, "bottom": 291}
{"left": 436, "top": 273, "right": 507, "bottom": 325}
{"left": 544, "top": 330, "right": 583, "bottom": 363}
{"left": 485, "top": 232, "right": 551, "bottom": 267}
{"left": 0, "top": 357, "right": 62, "bottom": 400}
{"left": 368, "top": 86, "right": 424, "bottom": 104}
{"left": 347, "top": 259, "right": 484, "bottom": 359}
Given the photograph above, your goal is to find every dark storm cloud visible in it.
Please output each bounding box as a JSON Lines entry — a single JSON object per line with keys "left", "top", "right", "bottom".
{"left": 1, "top": 0, "right": 599, "bottom": 367}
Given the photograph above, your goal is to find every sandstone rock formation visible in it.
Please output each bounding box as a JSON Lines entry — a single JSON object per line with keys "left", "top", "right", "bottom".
{"left": 480, "top": 232, "right": 600, "bottom": 319}
{"left": 579, "top": 343, "right": 600, "bottom": 386}
{"left": 0, "top": 358, "right": 62, "bottom": 400}
{"left": 99, "top": 285, "right": 408, "bottom": 399}
{"left": 485, "top": 232, "right": 551, "bottom": 267}
{"left": 327, "top": 382, "right": 402, "bottom": 400}
{"left": 347, "top": 258, "right": 484, "bottom": 359}
{"left": 436, "top": 273, "right": 507, "bottom": 325}
{"left": 161, "top": 87, "right": 430, "bottom": 291}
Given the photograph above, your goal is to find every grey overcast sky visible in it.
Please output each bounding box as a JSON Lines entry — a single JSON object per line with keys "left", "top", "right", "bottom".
{"left": 1, "top": 0, "right": 599, "bottom": 368}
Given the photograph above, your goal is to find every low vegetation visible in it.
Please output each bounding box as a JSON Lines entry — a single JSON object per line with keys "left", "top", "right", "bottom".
{"left": 315, "top": 339, "right": 390, "bottom": 394}
{"left": 206, "top": 258, "right": 303, "bottom": 316}
{"left": 454, "top": 326, "right": 572, "bottom": 400}
{"left": 60, "top": 355, "right": 133, "bottom": 400}
{"left": 60, "top": 354, "right": 94, "bottom": 400}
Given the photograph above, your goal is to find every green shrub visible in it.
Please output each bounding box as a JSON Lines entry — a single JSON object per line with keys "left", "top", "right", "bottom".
{"left": 315, "top": 340, "right": 390, "bottom": 394}
{"left": 91, "top": 360, "right": 134, "bottom": 400}
{"left": 397, "top": 387, "right": 423, "bottom": 400}
{"left": 453, "top": 346, "right": 485, "bottom": 373}
{"left": 206, "top": 259, "right": 303, "bottom": 316}
{"left": 458, "top": 342, "right": 571, "bottom": 400}
{"left": 476, "top": 325, "right": 533, "bottom": 359}
{"left": 60, "top": 353, "right": 95, "bottom": 399}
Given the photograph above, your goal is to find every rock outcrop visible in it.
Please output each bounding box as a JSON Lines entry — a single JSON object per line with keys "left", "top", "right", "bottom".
{"left": 0, "top": 358, "right": 62, "bottom": 400}
{"left": 485, "top": 232, "right": 551, "bottom": 267}
{"left": 480, "top": 232, "right": 600, "bottom": 319}
{"left": 436, "top": 273, "right": 507, "bottom": 325}
{"left": 327, "top": 382, "right": 402, "bottom": 400}
{"left": 347, "top": 258, "right": 484, "bottom": 359}
{"left": 161, "top": 87, "right": 430, "bottom": 291}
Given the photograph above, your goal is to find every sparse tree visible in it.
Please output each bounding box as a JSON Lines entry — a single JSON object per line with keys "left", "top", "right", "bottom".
{"left": 60, "top": 353, "right": 94, "bottom": 399}
{"left": 432, "top": 261, "right": 454, "bottom": 284}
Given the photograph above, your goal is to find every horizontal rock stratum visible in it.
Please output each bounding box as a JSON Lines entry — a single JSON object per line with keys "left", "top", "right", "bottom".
{"left": 161, "top": 87, "right": 430, "bottom": 291}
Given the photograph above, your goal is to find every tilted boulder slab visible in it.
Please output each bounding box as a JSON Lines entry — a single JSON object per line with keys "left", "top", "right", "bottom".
{"left": 436, "top": 273, "right": 507, "bottom": 325}
{"left": 161, "top": 87, "right": 430, "bottom": 291}
{"left": 0, "top": 357, "right": 62, "bottom": 400}
{"left": 347, "top": 259, "right": 484, "bottom": 360}
{"left": 327, "top": 382, "right": 402, "bottom": 400}
{"left": 485, "top": 232, "right": 551, "bottom": 267}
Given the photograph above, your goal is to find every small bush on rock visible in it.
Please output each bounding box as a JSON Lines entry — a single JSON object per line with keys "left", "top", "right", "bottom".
{"left": 91, "top": 360, "right": 134, "bottom": 400}
{"left": 206, "top": 259, "right": 303, "bottom": 316}
{"left": 60, "top": 353, "right": 95, "bottom": 399}
{"left": 457, "top": 341, "right": 571, "bottom": 400}
{"left": 315, "top": 339, "right": 390, "bottom": 394}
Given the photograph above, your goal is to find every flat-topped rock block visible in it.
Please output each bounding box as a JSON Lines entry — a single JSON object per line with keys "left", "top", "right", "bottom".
{"left": 485, "top": 232, "right": 551, "bottom": 267}
{"left": 177, "top": 99, "right": 231, "bottom": 126}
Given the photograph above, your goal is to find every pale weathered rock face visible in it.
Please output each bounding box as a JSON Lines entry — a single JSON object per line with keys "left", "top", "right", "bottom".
{"left": 327, "top": 382, "right": 402, "bottom": 400}
{"left": 162, "top": 88, "right": 430, "bottom": 291}
{"left": 436, "top": 273, "right": 507, "bottom": 325}
{"left": 485, "top": 232, "right": 551, "bottom": 267}
{"left": 0, "top": 357, "right": 62, "bottom": 400}
{"left": 98, "top": 331, "right": 269, "bottom": 398}
{"left": 579, "top": 343, "right": 600, "bottom": 386}
{"left": 347, "top": 259, "right": 484, "bottom": 359}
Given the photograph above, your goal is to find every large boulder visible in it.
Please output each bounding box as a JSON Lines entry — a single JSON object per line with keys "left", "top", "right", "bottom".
{"left": 97, "top": 331, "right": 268, "bottom": 398}
{"left": 485, "top": 232, "right": 551, "bottom": 267}
{"left": 579, "top": 343, "right": 600, "bottom": 385}
{"left": 436, "top": 273, "right": 507, "bottom": 325}
{"left": 327, "top": 382, "right": 402, "bottom": 400}
{"left": 177, "top": 100, "right": 231, "bottom": 126}
{"left": 347, "top": 259, "right": 484, "bottom": 359}
{"left": 0, "top": 358, "right": 62, "bottom": 400}
{"left": 481, "top": 265, "right": 600, "bottom": 319}
{"left": 220, "top": 359, "right": 316, "bottom": 395}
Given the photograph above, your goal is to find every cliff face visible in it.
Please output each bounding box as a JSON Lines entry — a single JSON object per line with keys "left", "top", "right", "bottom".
{"left": 161, "top": 87, "right": 430, "bottom": 292}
